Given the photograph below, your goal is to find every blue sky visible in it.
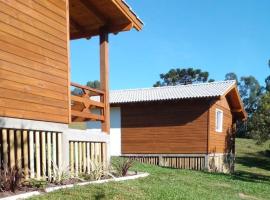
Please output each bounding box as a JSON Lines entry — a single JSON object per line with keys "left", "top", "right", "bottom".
{"left": 70, "top": 0, "right": 270, "bottom": 90}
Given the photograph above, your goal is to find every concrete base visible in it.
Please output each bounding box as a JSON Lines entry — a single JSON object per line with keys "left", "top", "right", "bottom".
{"left": 207, "top": 153, "right": 235, "bottom": 173}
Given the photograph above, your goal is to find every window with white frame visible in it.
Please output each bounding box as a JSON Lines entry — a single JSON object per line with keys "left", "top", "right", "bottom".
{"left": 215, "top": 109, "right": 223, "bottom": 133}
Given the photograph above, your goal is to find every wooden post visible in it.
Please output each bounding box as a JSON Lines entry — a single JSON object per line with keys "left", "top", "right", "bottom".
{"left": 58, "top": 133, "right": 62, "bottom": 170}
{"left": 52, "top": 132, "right": 57, "bottom": 179}
{"left": 16, "top": 130, "right": 22, "bottom": 169}
{"left": 82, "top": 142, "right": 86, "bottom": 172}
{"left": 86, "top": 142, "right": 90, "bottom": 173}
{"left": 2, "top": 129, "right": 8, "bottom": 166}
{"left": 100, "top": 30, "right": 110, "bottom": 133}
{"left": 41, "top": 132, "right": 46, "bottom": 177}
{"left": 9, "top": 130, "right": 15, "bottom": 168}
{"left": 47, "top": 132, "right": 52, "bottom": 181}
{"left": 35, "top": 132, "right": 40, "bottom": 179}
{"left": 23, "top": 130, "right": 28, "bottom": 179}
{"left": 70, "top": 142, "right": 74, "bottom": 175}
{"left": 90, "top": 143, "right": 95, "bottom": 170}
{"left": 78, "top": 142, "right": 82, "bottom": 173}
{"left": 74, "top": 142, "right": 78, "bottom": 176}
{"left": 29, "top": 131, "right": 35, "bottom": 178}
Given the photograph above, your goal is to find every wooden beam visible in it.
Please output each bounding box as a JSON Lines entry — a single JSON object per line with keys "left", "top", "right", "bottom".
{"left": 100, "top": 30, "right": 110, "bottom": 133}
{"left": 71, "top": 95, "right": 104, "bottom": 108}
{"left": 71, "top": 82, "right": 105, "bottom": 95}
{"left": 80, "top": 0, "right": 107, "bottom": 24}
{"left": 71, "top": 110, "right": 105, "bottom": 121}
{"left": 70, "top": 23, "right": 133, "bottom": 40}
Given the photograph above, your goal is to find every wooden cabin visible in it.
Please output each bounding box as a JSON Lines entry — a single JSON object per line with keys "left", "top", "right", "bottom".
{"left": 0, "top": 0, "right": 142, "bottom": 179}
{"left": 93, "top": 81, "right": 246, "bottom": 173}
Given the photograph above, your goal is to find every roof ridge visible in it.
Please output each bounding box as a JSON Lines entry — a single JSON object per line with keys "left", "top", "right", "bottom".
{"left": 111, "top": 80, "right": 236, "bottom": 93}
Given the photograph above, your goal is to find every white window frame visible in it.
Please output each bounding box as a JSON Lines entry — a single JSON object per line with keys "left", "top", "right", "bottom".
{"left": 215, "top": 108, "right": 223, "bottom": 133}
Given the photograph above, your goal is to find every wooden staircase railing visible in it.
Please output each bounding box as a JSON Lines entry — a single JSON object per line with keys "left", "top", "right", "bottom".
{"left": 71, "top": 82, "right": 105, "bottom": 122}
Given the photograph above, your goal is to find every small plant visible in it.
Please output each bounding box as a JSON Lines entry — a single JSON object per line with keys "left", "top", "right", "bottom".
{"left": 23, "top": 178, "right": 48, "bottom": 189}
{"left": 51, "top": 162, "right": 72, "bottom": 185}
{"left": 111, "top": 157, "right": 134, "bottom": 177}
{"left": 79, "top": 160, "right": 114, "bottom": 181}
{"left": 0, "top": 164, "right": 24, "bottom": 192}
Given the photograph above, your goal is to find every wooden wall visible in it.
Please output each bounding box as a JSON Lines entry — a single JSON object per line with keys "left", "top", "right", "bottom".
{"left": 120, "top": 100, "right": 210, "bottom": 154}
{"left": 0, "top": 0, "right": 69, "bottom": 123}
{"left": 208, "top": 97, "right": 233, "bottom": 153}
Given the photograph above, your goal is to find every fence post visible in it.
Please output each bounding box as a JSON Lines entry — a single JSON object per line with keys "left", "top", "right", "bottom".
{"left": 23, "top": 130, "right": 28, "bottom": 179}
{"left": 35, "top": 132, "right": 40, "bottom": 179}
{"left": 159, "top": 155, "right": 163, "bottom": 166}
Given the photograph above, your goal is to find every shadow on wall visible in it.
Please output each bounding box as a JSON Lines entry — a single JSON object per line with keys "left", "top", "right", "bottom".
{"left": 208, "top": 127, "right": 235, "bottom": 173}
{"left": 121, "top": 99, "right": 211, "bottom": 128}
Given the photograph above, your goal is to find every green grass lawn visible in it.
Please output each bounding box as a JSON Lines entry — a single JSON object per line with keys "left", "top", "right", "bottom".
{"left": 30, "top": 138, "right": 270, "bottom": 200}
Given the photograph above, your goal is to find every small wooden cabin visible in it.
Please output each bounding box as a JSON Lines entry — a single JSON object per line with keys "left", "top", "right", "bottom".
{"left": 0, "top": 0, "right": 142, "bottom": 179}
{"left": 106, "top": 81, "right": 246, "bottom": 172}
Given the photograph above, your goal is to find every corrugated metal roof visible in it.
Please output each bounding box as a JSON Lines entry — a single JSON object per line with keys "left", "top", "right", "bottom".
{"left": 110, "top": 80, "right": 236, "bottom": 104}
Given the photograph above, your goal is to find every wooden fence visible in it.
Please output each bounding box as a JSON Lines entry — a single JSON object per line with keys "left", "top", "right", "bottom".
{"left": 0, "top": 129, "right": 62, "bottom": 180}
{"left": 123, "top": 155, "right": 206, "bottom": 171}
{"left": 69, "top": 141, "right": 107, "bottom": 176}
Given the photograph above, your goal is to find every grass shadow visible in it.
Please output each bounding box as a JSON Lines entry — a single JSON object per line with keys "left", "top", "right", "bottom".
{"left": 236, "top": 152, "right": 270, "bottom": 172}
{"left": 231, "top": 170, "right": 270, "bottom": 184}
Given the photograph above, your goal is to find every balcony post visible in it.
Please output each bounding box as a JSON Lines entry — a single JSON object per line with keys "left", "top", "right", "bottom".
{"left": 100, "top": 30, "right": 110, "bottom": 133}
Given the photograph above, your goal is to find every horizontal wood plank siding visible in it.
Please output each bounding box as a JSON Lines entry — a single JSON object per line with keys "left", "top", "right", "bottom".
{"left": 208, "top": 97, "right": 233, "bottom": 153}
{"left": 0, "top": 0, "right": 69, "bottom": 123}
{"left": 121, "top": 100, "right": 210, "bottom": 154}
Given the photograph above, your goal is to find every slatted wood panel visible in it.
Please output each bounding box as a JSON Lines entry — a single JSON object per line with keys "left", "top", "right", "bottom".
{"left": 69, "top": 141, "right": 107, "bottom": 175}
{"left": 0, "top": 0, "right": 69, "bottom": 123}
{"left": 123, "top": 156, "right": 205, "bottom": 171}
{"left": 208, "top": 97, "right": 234, "bottom": 153}
{"left": 0, "top": 128, "right": 62, "bottom": 180}
{"left": 121, "top": 100, "right": 210, "bottom": 154}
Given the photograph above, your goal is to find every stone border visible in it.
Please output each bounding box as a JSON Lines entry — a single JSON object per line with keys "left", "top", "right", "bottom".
{"left": 1, "top": 172, "right": 149, "bottom": 200}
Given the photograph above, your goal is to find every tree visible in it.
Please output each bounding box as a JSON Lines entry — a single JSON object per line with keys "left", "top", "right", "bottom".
{"left": 86, "top": 80, "right": 100, "bottom": 89}
{"left": 265, "top": 60, "right": 270, "bottom": 92}
{"left": 225, "top": 72, "right": 238, "bottom": 85}
{"left": 238, "top": 76, "right": 263, "bottom": 116}
{"left": 248, "top": 92, "right": 270, "bottom": 144}
{"left": 153, "top": 68, "right": 210, "bottom": 87}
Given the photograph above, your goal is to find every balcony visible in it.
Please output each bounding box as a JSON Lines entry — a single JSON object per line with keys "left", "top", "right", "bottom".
{"left": 71, "top": 82, "right": 105, "bottom": 122}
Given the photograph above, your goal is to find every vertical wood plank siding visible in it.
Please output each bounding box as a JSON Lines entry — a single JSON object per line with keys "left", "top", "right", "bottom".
{"left": 0, "top": 128, "right": 62, "bottom": 180}
{"left": 0, "top": 0, "right": 69, "bottom": 123}
{"left": 122, "top": 156, "right": 206, "bottom": 171}
{"left": 69, "top": 141, "right": 107, "bottom": 175}
{"left": 208, "top": 97, "right": 234, "bottom": 153}
{"left": 121, "top": 100, "right": 210, "bottom": 154}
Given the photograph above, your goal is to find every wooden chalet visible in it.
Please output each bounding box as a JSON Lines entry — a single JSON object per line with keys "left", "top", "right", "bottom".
{"left": 0, "top": 0, "right": 142, "bottom": 179}
{"left": 99, "top": 81, "right": 246, "bottom": 173}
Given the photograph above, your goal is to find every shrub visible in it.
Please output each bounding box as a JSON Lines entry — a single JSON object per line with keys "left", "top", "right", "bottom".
{"left": 0, "top": 164, "right": 24, "bottom": 192}
{"left": 111, "top": 157, "right": 134, "bottom": 177}
{"left": 23, "top": 178, "right": 48, "bottom": 189}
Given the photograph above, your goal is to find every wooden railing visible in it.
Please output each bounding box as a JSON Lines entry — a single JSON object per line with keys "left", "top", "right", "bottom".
{"left": 71, "top": 82, "right": 105, "bottom": 122}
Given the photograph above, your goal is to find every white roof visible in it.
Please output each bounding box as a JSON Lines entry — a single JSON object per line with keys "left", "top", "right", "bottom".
{"left": 110, "top": 80, "right": 236, "bottom": 104}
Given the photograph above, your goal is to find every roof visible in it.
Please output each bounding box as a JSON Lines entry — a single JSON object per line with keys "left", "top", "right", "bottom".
{"left": 109, "top": 80, "right": 247, "bottom": 120}
{"left": 69, "top": 0, "right": 143, "bottom": 40}
{"left": 110, "top": 80, "right": 236, "bottom": 104}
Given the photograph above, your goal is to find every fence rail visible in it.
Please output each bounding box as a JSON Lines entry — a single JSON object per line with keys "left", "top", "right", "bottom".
{"left": 71, "top": 82, "right": 105, "bottom": 122}
{"left": 123, "top": 155, "right": 206, "bottom": 171}
{"left": 0, "top": 129, "right": 62, "bottom": 180}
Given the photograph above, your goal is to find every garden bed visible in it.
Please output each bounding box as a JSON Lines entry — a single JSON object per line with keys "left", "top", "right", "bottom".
{"left": 0, "top": 172, "right": 149, "bottom": 200}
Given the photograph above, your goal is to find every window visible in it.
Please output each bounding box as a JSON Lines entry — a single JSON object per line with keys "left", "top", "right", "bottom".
{"left": 215, "top": 109, "right": 223, "bottom": 133}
